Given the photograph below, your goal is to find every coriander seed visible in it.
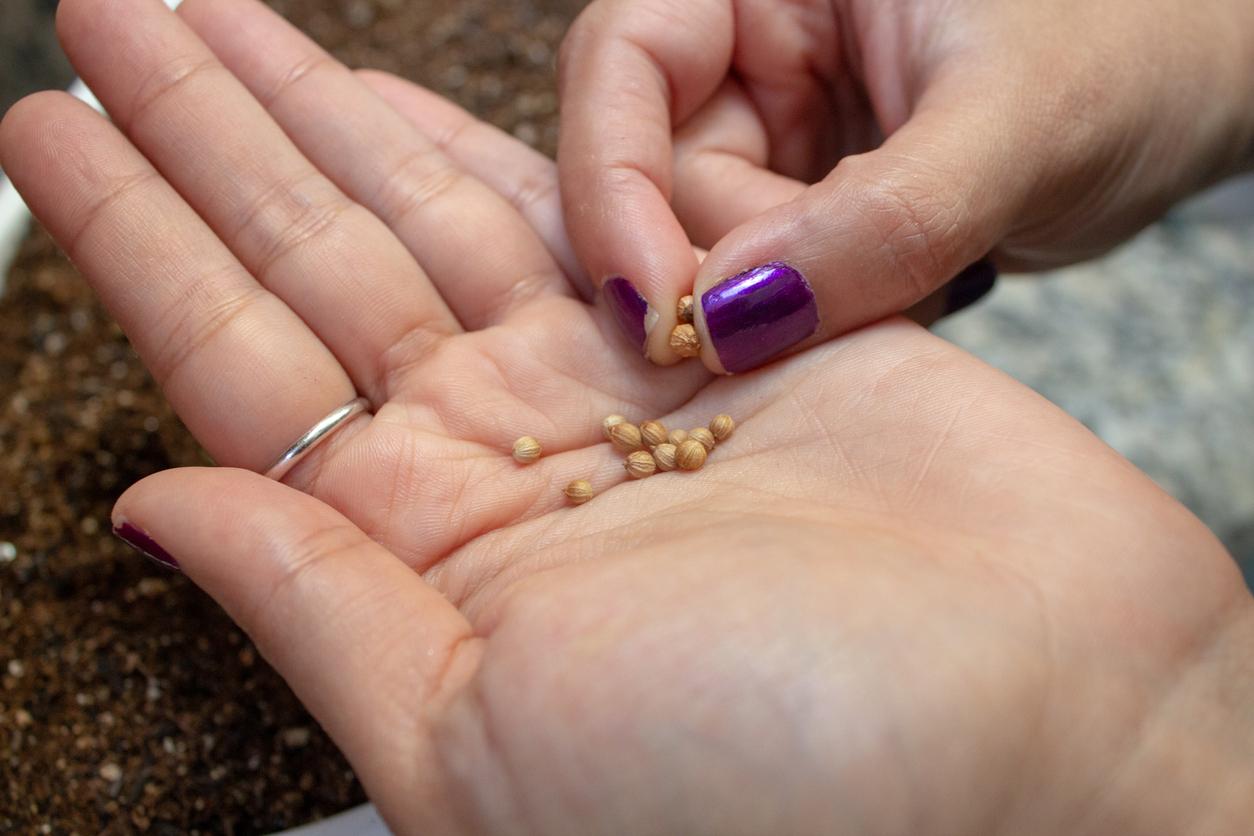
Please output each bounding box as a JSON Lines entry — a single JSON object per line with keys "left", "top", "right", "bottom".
{"left": 625, "top": 450, "right": 657, "bottom": 479}
{"left": 640, "top": 420, "right": 668, "bottom": 449}
{"left": 565, "top": 480, "right": 594, "bottom": 505}
{"left": 609, "top": 422, "right": 644, "bottom": 453}
{"left": 689, "top": 427, "right": 716, "bottom": 452}
{"left": 709, "top": 414, "right": 735, "bottom": 442}
{"left": 670, "top": 323, "right": 701, "bottom": 358}
{"left": 512, "top": 436, "right": 542, "bottom": 464}
{"left": 653, "top": 443, "right": 678, "bottom": 472}
{"left": 667, "top": 428, "right": 689, "bottom": 446}
{"left": 675, "top": 438, "right": 707, "bottom": 471}
{"left": 677, "top": 295, "right": 694, "bottom": 324}
{"left": 602, "top": 414, "right": 627, "bottom": 441}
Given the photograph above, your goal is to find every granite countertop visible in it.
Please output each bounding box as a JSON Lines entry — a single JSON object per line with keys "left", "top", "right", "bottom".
{"left": 937, "top": 176, "right": 1254, "bottom": 571}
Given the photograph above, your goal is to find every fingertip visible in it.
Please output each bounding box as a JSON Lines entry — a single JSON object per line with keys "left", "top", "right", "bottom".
{"left": 0, "top": 91, "right": 93, "bottom": 190}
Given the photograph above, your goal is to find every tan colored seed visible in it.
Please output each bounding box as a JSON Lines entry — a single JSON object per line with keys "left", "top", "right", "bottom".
{"left": 653, "top": 443, "right": 678, "bottom": 472}
{"left": 609, "top": 422, "right": 644, "bottom": 453}
{"left": 689, "top": 427, "right": 716, "bottom": 452}
{"left": 602, "top": 414, "right": 627, "bottom": 441}
{"left": 565, "top": 480, "right": 594, "bottom": 505}
{"left": 512, "top": 436, "right": 542, "bottom": 464}
{"left": 675, "top": 439, "right": 707, "bottom": 471}
{"left": 625, "top": 450, "right": 657, "bottom": 479}
{"left": 640, "top": 420, "right": 668, "bottom": 448}
{"left": 709, "top": 414, "right": 735, "bottom": 442}
{"left": 670, "top": 323, "right": 701, "bottom": 358}
{"left": 677, "top": 295, "right": 694, "bottom": 324}
{"left": 667, "top": 428, "right": 689, "bottom": 446}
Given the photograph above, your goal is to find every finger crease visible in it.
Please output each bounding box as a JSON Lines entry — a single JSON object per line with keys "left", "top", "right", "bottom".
{"left": 151, "top": 282, "right": 269, "bottom": 388}
{"left": 126, "top": 57, "right": 224, "bottom": 132}
{"left": 64, "top": 168, "right": 163, "bottom": 263}
{"left": 261, "top": 52, "right": 339, "bottom": 110}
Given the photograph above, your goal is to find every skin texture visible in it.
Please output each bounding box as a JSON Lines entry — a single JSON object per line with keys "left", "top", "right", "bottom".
{"left": 557, "top": 0, "right": 1254, "bottom": 369}
{"left": 2, "top": 0, "right": 1253, "bottom": 833}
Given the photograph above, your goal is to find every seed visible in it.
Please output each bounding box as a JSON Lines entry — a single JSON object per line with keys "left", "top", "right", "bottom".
{"left": 689, "top": 427, "right": 716, "bottom": 452}
{"left": 653, "top": 443, "right": 678, "bottom": 471}
{"left": 667, "top": 428, "right": 689, "bottom": 446}
{"left": 677, "top": 295, "right": 694, "bottom": 324}
{"left": 565, "top": 480, "right": 594, "bottom": 505}
{"left": 602, "top": 414, "right": 626, "bottom": 441}
{"left": 675, "top": 439, "right": 707, "bottom": 471}
{"left": 625, "top": 450, "right": 657, "bottom": 479}
{"left": 608, "top": 422, "right": 644, "bottom": 453}
{"left": 669, "top": 323, "right": 701, "bottom": 358}
{"left": 512, "top": 436, "right": 542, "bottom": 464}
{"left": 709, "top": 414, "right": 735, "bottom": 442}
{"left": 640, "top": 420, "right": 668, "bottom": 448}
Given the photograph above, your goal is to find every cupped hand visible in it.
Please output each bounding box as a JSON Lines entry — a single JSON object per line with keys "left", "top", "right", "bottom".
{"left": 3, "top": 0, "right": 1253, "bottom": 833}
{"left": 558, "top": 0, "right": 1254, "bottom": 371}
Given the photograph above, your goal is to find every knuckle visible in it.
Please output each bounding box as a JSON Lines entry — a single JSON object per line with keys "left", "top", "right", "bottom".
{"left": 149, "top": 281, "right": 267, "bottom": 386}
{"left": 244, "top": 521, "right": 369, "bottom": 628}
{"left": 378, "top": 150, "right": 464, "bottom": 225}
{"left": 239, "top": 176, "right": 355, "bottom": 278}
{"left": 839, "top": 157, "right": 971, "bottom": 300}
{"left": 262, "top": 53, "right": 338, "bottom": 108}
{"left": 126, "top": 57, "right": 222, "bottom": 129}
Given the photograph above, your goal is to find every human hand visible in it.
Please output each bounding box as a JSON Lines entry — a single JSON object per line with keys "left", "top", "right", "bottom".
{"left": 4, "top": 0, "right": 1254, "bottom": 832}
{"left": 558, "top": 0, "right": 1254, "bottom": 371}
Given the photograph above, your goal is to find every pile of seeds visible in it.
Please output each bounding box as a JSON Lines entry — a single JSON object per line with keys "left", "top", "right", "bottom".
{"left": 511, "top": 412, "right": 735, "bottom": 505}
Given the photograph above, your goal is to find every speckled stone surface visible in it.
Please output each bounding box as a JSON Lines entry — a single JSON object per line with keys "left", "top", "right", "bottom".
{"left": 936, "top": 177, "right": 1254, "bottom": 575}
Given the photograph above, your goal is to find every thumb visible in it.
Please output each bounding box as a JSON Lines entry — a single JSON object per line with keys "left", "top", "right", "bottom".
{"left": 111, "top": 467, "right": 477, "bottom": 829}
{"left": 691, "top": 86, "right": 1030, "bottom": 374}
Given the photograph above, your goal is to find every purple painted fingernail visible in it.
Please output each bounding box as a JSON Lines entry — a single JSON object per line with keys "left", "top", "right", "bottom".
{"left": 602, "top": 276, "right": 649, "bottom": 352}
{"left": 944, "top": 260, "right": 998, "bottom": 316}
{"left": 701, "top": 262, "right": 819, "bottom": 373}
{"left": 113, "top": 522, "right": 180, "bottom": 571}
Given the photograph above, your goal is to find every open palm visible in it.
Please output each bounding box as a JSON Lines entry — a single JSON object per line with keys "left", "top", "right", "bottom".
{"left": 3, "top": 0, "right": 1251, "bottom": 833}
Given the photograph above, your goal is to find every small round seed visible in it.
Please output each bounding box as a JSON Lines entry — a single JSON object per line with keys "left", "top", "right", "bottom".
{"left": 667, "top": 428, "right": 689, "bottom": 446}
{"left": 565, "top": 480, "right": 594, "bottom": 505}
{"left": 653, "top": 443, "right": 678, "bottom": 472}
{"left": 675, "top": 439, "right": 707, "bottom": 471}
{"left": 709, "top": 414, "right": 735, "bottom": 442}
{"left": 669, "top": 323, "right": 701, "bottom": 358}
{"left": 602, "top": 414, "right": 627, "bottom": 441}
{"left": 625, "top": 450, "right": 657, "bottom": 479}
{"left": 640, "top": 420, "right": 668, "bottom": 449}
{"left": 609, "top": 422, "right": 644, "bottom": 453}
{"left": 677, "top": 295, "right": 694, "bottom": 324}
{"left": 689, "top": 427, "right": 716, "bottom": 452}
{"left": 512, "top": 436, "right": 542, "bottom": 464}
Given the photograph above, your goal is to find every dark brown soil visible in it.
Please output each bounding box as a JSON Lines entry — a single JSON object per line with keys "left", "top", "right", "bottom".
{"left": 0, "top": 0, "right": 587, "bottom": 831}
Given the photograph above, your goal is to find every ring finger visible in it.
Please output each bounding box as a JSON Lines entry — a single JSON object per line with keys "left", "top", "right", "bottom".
{"left": 0, "top": 94, "right": 357, "bottom": 472}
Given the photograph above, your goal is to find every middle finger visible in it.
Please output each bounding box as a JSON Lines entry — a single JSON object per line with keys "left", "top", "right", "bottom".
{"left": 179, "top": 0, "right": 578, "bottom": 328}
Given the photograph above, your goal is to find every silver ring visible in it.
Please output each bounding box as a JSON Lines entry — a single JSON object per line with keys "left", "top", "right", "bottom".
{"left": 264, "top": 397, "right": 370, "bottom": 482}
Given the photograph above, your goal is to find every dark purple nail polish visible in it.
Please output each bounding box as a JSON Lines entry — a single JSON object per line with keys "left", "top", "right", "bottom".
{"left": 944, "top": 260, "right": 998, "bottom": 316}
{"left": 701, "top": 262, "right": 819, "bottom": 373}
{"left": 602, "top": 276, "right": 649, "bottom": 351}
{"left": 113, "top": 522, "right": 179, "bottom": 571}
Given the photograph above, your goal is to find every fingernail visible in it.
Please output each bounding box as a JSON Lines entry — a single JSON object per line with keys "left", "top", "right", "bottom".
{"left": 113, "top": 521, "right": 180, "bottom": 571}
{"left": 944, "top": 260, "right": 998, "bottom": 316}
{"left": 701, "top": 262, "right": 819, "bottom": 373}
{"left": 602, "top": 276, "right": 649, "bottom": 352}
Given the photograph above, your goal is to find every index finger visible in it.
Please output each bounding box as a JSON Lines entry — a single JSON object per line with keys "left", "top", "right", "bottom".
{"left": 557, "top": 0, "right": 732, "bottom": 363}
